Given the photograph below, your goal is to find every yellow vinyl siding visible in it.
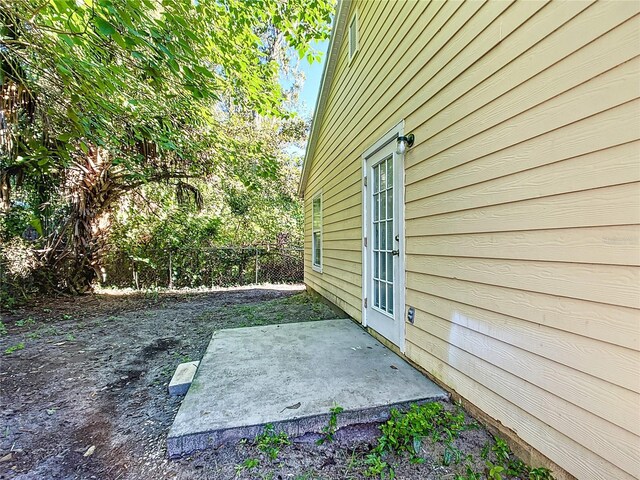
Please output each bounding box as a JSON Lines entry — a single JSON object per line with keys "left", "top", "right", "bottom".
{"left": 302, "top": 1, "right": 640, "bottom": 478}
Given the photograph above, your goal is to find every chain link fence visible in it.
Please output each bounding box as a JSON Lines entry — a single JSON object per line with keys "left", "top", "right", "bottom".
{"left": 101, "top": 245, "right": 304, "bottom": 289}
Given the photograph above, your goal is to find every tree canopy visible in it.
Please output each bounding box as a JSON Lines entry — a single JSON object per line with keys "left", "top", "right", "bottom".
{"left": 0, "top": 0, "right": 334, "bottom": 293}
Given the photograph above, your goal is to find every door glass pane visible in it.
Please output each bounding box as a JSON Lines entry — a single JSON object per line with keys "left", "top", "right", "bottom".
{"left": 387, "top": 219, "right": 393, "bottom": 249}
{"left": 387, "top": 252, "right": 393, "bottom": 281}
{"left": 380, "top": 251, "right": 386, "bottom": 279}
{"left": 373, "top": 251, "right": 379, "bottom": 277}
{"left": 380, "top": 282, "right": 386, "bottom": 310}
{"left": 379, "top": 190, "right": 386, "bottom": 220}
{"left": 380, "top": 163, "right": 386, "bottom": 190}
{"left": 373, "top": 193, "right": 379, "bottom": 221}
{"left": 388, "top": 284, "right": 393, "bottom": 314}
{"left": 387, "top": 156, "right": 393, "bottom": 186}
{"left": 380, "top": 222, "right": 386, "bottom": 250}
{"left": 373, "top": 165, "right": 379, "bottom": 192}
{"left": 374, "top": 223, "right": 379, "bottom": 249}
{"left": 387, "top": 189, "right": 393, "bottom": 220}
{"left": 373, "top": 280, "right": 379, "bottom": 307}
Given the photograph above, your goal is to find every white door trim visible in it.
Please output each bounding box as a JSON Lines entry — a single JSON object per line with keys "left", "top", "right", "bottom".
{"left": 361, "top": 120, "right": 406, "bottom": 353}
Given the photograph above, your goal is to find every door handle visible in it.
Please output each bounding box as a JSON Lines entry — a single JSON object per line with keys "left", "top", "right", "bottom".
{"left": 391, "top": 249, "right": 400, "bottom": 256}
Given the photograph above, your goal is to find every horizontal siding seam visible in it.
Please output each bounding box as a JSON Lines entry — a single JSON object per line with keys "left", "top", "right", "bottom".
{"left": 404, "top": 222, "right": 640, "bottom": 238}
{"left": 309, "top": 0, "right": 468, "bottom": 181}
{"left": 406, "top": 137, "right": 640, "bottom": 201}
{"left": 406, "top": 179, "right": 640, "bottom": 221}
{"left": 404, "top": 283, "right": 639, "bottom": 353}
{"left": 404, "top": 267, "right": 639, "bottom": 310}
{"left": 409, "top": 303, "right": 640, "bottom": 399}
{"left": 409, "top": 61, "right": 640, "bottom": 182}
{"left": 404, "top": 251, "right": 640, "bottom": 269}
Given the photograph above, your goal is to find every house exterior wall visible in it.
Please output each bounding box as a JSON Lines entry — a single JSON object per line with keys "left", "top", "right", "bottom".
{"left": 302, "top": 1, "right": 640, "bottom": 478}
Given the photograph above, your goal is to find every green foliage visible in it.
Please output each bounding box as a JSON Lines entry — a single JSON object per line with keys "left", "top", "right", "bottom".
{"left": 529, "top": 467, "right": 554, "bottom": 480}
{"left": 0, "top": 321, "right": 7, "bottom": 336}
{"left": 482, "top": 437, "right": 555, "bottom": 480}
{"left": 256, "top": 423, "right": 291, "bottom": 461}
{"left": 15, "top": 317, "right": 36, "bottom": 328}
{"left": 486, "top": 461, "right": 506, "bottom": 480}
{"left": 364, "top": 453, "right": 389, "bottom": 478}
{"left": 235, "top": 457, "right": 260, "bottom": 472}
{"left": 3, "top": 0, "right": 334, "bottom": 170}
{"left": 365, "top": 402, "right": 473, "bottom": 478}
{"left": 1, "top": 0, "right": 333, "bottom": 293}
{"left": 99, "top": 115, "right": 306, "bottom": 289}
{"left": 4, "top": 342, "right": 25, "bottom": 355}
{"left": 317, "top": 405, "right": 344, "bottom": 445}
{"left": 455, "top": 463, "right": 483, "bottom": 480}
{"left": 361, "top": 405, "right": 556, "bottom": 480}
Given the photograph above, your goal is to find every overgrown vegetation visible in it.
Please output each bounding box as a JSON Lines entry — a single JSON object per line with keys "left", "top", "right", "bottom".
{"left": 228, "top": 400, "right": 556, "bottom": 479}
{"left": 361, "top": 402, "right": 554, "bottom": 480}
{"left": 1, "top": 0, "right": 334, "bottom": 296}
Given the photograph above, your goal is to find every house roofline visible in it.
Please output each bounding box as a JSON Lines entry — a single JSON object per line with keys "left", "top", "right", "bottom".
{"left": 298, "top": 0, "right": 351, "bottom": 199}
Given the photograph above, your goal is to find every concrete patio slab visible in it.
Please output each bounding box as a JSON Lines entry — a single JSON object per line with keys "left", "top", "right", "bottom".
{"left": 167, "top": 319, "right": 447, "bottom": 457}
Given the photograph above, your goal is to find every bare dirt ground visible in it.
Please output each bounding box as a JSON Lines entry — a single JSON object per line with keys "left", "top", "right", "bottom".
{"left": 0, "top": 286, "right": 516, "bottom": 480}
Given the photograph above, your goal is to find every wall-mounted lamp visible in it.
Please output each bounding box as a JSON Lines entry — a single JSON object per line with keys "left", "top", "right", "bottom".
{"left": 396, "top": 134, "right": 415, "bottom": 155}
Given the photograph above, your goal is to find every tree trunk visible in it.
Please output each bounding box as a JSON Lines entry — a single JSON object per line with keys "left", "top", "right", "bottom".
{"left": 42, "top": 148, "right": 118, "bottom": 293}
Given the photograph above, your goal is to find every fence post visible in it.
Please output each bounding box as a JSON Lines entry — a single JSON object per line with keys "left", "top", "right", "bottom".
{"left": 254, "top": 247, "right": 259, "bottom": 284}
{"left": 133, "top": 263, "right": 139, "bottom": 290}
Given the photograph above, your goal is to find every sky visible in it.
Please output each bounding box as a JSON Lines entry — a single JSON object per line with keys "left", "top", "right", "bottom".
{"left": 281, "top": 39, "right": 329, "bottom": 157}
{"left": 296, "top": 40, "right": 329, "bottom": 117}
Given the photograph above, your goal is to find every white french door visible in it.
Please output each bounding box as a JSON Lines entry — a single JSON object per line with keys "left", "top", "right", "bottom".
{"left": 363, "top": 134, "right": 404, "bottom": 349}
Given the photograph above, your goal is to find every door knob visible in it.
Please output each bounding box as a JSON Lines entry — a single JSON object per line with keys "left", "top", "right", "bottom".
{"left": 391, "top": 249, "right": 400, "bottom": 256}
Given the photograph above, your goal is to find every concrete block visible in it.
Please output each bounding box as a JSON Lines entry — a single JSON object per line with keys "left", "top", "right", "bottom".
{"left": 168, "top": 361, "right": 200, "bottom": 396}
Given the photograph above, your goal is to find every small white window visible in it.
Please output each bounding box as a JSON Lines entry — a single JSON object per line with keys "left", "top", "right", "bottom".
{"left": 312, "top": 193, "right": 322, "bottom": 272}
{"left": 348, "top": 12, "right": 358, "bottom": 61}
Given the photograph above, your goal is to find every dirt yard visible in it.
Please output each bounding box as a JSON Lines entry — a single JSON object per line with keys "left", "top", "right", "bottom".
{"left": 0, "top": 286, "right": 539, "bottom": 480}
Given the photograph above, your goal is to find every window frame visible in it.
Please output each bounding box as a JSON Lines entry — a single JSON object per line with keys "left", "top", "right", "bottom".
{"left": 348, "top": 10, "right": 358, "bottom": 63}
{"left": 311, "top": 192, "right": 323, "bottom": 273}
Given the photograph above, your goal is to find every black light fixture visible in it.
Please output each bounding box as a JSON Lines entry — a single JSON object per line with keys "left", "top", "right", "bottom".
{"left": 396, "top": 134, "right": 415, "bottom": 154}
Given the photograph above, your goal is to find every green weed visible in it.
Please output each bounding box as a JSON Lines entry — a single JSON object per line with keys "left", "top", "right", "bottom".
{"left": 455, "top": 462, "right": 483, "bottom": 480}
{"left": 173, "top": 351, "right": 192, "bottom": 363}
{"left": 486, "top": 460, "right": 505, "bottom": 480}
{"left": 364, "top": 453, "right": 389, "bottom": 478}
{"left": 256, "top": 423, "right": 290, "bottom": 461}
{"left": 4, "top": 342, "right": 25, "bottom": 354}
{"left": 364, "top": 402, "right": 475, "bottom": 478}
{"left": 317, "top": 405, "right": 344, "bottom": 445}
{"left": 235, "top": 457, "right": 259, "bottom": 472}
{"left": 483, "top": 437, "right": 555, "bottom": 480}
{"left": 15, "top": 317, "right": 36, "bottom": 328}
{"left": 0, "top": 321, "right": 7, "bottom": 336}
{"left": 529, "top": 467, "right": 554, "bottom": 480}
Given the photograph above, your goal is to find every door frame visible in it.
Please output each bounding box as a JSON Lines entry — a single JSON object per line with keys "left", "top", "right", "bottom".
{"left": 361, "top": 120, "right": 406, "bottom": 353}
